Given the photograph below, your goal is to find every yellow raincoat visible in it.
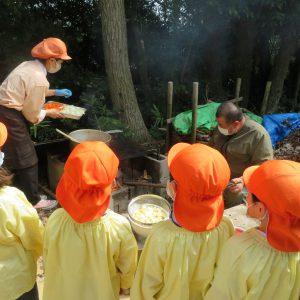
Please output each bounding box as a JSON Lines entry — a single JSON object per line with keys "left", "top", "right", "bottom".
{"left": 205, "top": 229, "right": 300, "bottom": 300}
{"left": 43, "top": 208, "right": 138, "bottom": 300}
{"left": 131, "top": 217, "right": 234, "bottom": 300}
{"left": 0, "top": 186, "right": 44, "bottom": 299}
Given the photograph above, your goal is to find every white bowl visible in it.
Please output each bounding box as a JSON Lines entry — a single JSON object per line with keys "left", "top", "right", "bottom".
{"left": 128, "top": 194, "right": 171, "bottom": 238}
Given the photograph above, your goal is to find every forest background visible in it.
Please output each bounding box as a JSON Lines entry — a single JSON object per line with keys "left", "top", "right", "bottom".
{"left": 1, "top": 0, "right": 299, "bottom": 142}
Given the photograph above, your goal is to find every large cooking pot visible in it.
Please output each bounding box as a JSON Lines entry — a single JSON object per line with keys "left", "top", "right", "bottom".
{"left": 68, "top": 129, "right": 112, "bottom": 150}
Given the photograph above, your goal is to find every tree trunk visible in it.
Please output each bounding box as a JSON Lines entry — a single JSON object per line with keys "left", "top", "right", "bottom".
{"left": 128, "top": 2, "right": 153, "bottom": 105}
{"left": 267, "top": 32, "right": 297, "bottom": 113}
{"left": 99, "top": 0, "right": 151, "bottom": 143}
{"left": 233, "top": 19, "right": 256, "bottom": 108}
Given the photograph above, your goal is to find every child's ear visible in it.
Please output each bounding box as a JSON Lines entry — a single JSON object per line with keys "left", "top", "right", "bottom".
{"left": 256, "top": 202, "right": 267, "bottom": 218}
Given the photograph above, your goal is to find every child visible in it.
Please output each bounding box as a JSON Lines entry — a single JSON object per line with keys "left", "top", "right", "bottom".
{"left": 131, "top": 143, "right": 234, "bottom": 300}
{"left": 43, "top": 141, "right": 138, "bottom": 300}
{"left": 0, "top": 122, "right": 44, "bottom": 300}
{"left": 205, "top": 160, "right": 300, "bottom": 300}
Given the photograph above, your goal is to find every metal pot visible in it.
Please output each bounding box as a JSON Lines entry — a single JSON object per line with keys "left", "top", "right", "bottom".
{"left": 68, "top": 129, "right": 112, "bottom": 150}
{"left": 128, "top": 194, "right": 171, "bottom": 238}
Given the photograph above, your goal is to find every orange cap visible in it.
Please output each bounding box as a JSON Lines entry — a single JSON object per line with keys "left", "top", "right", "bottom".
{"left": 0, "top": 122, "right": 8, "bottom": 147}
{"left": 168, "top": 143, "right": 230, "bottom": 232}
{"left": 243, "top": 160, "right": 300, "bottom": 252}
{"left": 31, "top": 37, "right": 71, "bottom": 60}
{"left": 56, "top": 141, "right": 119, "bottom": 223}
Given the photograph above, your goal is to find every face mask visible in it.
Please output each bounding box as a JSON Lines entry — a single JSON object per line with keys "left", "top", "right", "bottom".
{"left": 0, "top": 151, "right": 5, "bottom": 167}
{"left": 218, "top": 125, "right": 230, "bottom": 136}
{"left": 48, "top": 60, "right": 62, "bottom": 73}
{"left": 166, "top": 180, "right": 176, "bottom": 201}
{"left": 218, "top": 124, "right": 237, "bottom": 136}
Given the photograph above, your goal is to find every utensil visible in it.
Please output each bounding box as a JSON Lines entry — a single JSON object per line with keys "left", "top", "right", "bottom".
{"left": 105, "top": 129, "right": 123, "bottom": 134}
{"left": 55, "top": 128, "right": 80, "bottom": 143}
{"left": 67, "top": 129, "right": 112, "bottom": 150}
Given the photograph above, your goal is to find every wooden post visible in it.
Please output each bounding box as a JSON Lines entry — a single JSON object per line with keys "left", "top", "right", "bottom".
{"left": 260, "top": 81, "right": 272, "bottom": 115}
{"left": 235, "top": 78, "right": 242, "bottom": 103}
{"left": 166, "top": 81, "right": 173, "bottom": 151}
{"left": 191, "top": 82, "right": 199, "bottom": 143}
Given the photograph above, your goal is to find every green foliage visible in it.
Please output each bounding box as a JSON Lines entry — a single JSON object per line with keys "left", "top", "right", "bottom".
{"left": 30, "top": 121, "right": 52, "bottom": 140}
{"left": 30, "top": 120, "right": 63, "bottom": 143}
{"left": 0, "top": 0, "right": 299, "bottom": 136}
{"left": 148, "top": 104, "right": 165, "bottom": 140}
{"left": 151, "top": 104, "right": 164, "bottom": 128}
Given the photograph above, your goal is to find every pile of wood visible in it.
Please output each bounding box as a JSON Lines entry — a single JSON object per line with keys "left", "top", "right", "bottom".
{"left": 274, "top": 129, "right": 300, "bottom": 162}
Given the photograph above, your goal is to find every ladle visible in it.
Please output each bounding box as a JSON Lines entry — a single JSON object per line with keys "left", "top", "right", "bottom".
{"left": 55, "top": 128, "right": 80, "bottom": 143}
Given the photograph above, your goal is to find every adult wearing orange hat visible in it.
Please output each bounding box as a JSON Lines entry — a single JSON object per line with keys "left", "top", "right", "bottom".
{"left": 131, "top": 143, "right": 234, "bottom": 300}
{"left": 205, "top": 160, "right": 300, "bottom": 300}
{"left": 0, "top": 37, "right": 72, "bottom": 209}
{"left": 43, "top": 141, "right": 138, "bottom": 300}
{"left": 0, "top": 122, "right": 44, "bottom": 300}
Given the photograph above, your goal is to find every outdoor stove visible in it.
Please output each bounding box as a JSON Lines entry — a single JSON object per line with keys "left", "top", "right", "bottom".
{"left": 44, "top": 134, "right": 168, "bottom": 213}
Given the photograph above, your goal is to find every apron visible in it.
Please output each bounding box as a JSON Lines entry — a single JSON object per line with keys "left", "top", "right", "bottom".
{"left": 0, "top": 106, "right": 38, "bottom": 170}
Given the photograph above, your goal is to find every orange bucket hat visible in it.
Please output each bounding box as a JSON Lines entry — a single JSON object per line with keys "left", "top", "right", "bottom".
{"left": 56, "top": 141, "right": 119, "bottom": 223}
{"left": 243, "top": 160, "right": 300, "bottom": 252}
{"left": 0, "top": 122, "right": 8, "bottom": 147}
{"left": 31, "top": 37, "right": 72, "bottom": 60}
{"left": 168, "top": 143, "right": 230, "bottom": 232}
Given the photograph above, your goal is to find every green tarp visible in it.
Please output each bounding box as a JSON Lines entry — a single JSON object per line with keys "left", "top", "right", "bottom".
{"left": 173, "top": 102, "right": 262, "bottom": 135}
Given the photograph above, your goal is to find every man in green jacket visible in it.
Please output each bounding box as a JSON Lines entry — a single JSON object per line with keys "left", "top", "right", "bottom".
{"left": 209, "top": 101, "right": 273, "bottom": 208}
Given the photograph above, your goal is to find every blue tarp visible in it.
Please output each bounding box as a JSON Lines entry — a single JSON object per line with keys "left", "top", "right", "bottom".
{"left": 263, "top": 113, "right": 300, "bottom": 147}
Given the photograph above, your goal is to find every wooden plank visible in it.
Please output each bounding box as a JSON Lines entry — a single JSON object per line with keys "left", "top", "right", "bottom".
{"left": 191, "top": 82, "right": 199, "bottom": 143}
{"left": 260, "top": 81, "right": 272, "bottom": 115}
{"left": 166, "top": 81, "right": 173, "bottom": 151}
{"left": 235, "top": 78, "right": 242, "bottom": 104}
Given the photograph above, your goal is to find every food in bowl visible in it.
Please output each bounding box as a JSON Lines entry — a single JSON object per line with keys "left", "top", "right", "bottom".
{"left": 131, "top": 204, "right": 169, "bottom": 224}
{"left": 128, "top": 194, "right": 171, "bottom": 239}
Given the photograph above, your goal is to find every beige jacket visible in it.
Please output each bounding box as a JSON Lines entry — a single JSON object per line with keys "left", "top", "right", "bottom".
{"left": 0, "top": 60, "right": 49, "bottom": 123}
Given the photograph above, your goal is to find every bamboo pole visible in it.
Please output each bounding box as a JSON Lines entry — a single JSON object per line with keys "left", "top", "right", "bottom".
{"left": 191, "top": 82, "right": 199, "bottom": 143}
{"left": 166, "top": 81, "right": 173, "bottom": 152}
{"left": 260, "top": 81, "right": 272, "bottom": 115}
{"left": 235, "top": 78, "right": 242, "bottom": 103}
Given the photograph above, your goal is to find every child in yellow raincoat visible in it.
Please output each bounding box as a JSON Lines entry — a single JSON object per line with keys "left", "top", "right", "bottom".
{"left": 0, "top": 122, "right": 44, "bottom": 300}
{"left": 205, "top": 160, "right": 300, "bottom": 300}
{"left": 131, "top": 143, "right": 234, "bottom": 300}
{"left": 43, "top": 141, "right": 138, "bottom": 300}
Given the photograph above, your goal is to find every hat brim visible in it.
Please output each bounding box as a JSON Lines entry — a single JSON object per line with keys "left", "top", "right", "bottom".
{"left": 173, "top": 187, "right": 224, "bottom": 232}
{"left": 267, "top": 213, "right": 300, "bottom": 252}
{"left": 167, "top": 143, "right": 190, "bottom": 167}
{"left": 56, "top": 173, "right": 111, "bottom": 223}
{"left": 60, "top": 54, "right": 72, "bottom": 60}
{"left": 0, "top": 122, "right": 8, "bottom": 147}
{"left": 243, "top": 165, "right": 259, "bottom": 188}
